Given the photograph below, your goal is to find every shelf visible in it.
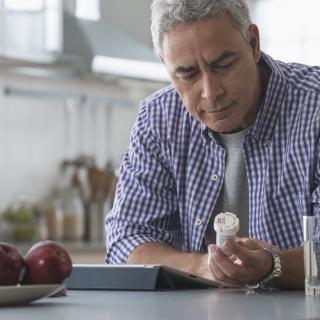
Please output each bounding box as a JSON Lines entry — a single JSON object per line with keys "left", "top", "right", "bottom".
{"left": 3, "top": 85, "right": 134, "bottom": 108}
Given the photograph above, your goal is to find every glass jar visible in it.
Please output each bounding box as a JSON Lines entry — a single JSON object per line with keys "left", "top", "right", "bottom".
{"left": 60, "top": 188, "right": 85, "bottom": 241}
{"left": 42, "top": 198, "right": 64, "bottom": 241}
{"left": 0, "top": 200, "right": 46, "bottom": 242}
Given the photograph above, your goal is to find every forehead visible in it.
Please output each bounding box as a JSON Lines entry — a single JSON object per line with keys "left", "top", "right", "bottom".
{"left": 161, "top": 15, "right": 246, "bottom": 67}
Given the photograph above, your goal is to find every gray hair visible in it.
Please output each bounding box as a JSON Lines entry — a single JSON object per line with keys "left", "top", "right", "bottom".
{"left": 151, "top": 0, "right": 252, "bottom": 55}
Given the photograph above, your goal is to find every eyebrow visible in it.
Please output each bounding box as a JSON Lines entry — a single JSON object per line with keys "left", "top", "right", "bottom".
{"left": 175, "top": 65, "right": 197, "bottom": 73}
{"left": 209, "top": 51, "right": 237, "bottom": 66}
{"left": 174, "top": 50, "right": 237, "bottom": 74}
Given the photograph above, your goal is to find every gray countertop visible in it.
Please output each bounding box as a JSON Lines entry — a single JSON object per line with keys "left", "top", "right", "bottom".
{"left": 1, "top": 289, "right": 319, "bottom": 320}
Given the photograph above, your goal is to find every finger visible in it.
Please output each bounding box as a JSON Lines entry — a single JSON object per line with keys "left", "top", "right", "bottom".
{"left": 222, "top": 240, "right": 273, "bottom": 283}
{"left": 210, "top": 245, "right": 246, "bottom": 285}
{"left": 208, "top": 246, "right": 229, "bottom": 280}
{"left": 240, "top": 239, "right": 261, "bottom": 250}
{"left": 224, "top": 240, "right": 257, "bottom": 265}
{"left": 238, "top": 238, "right": 280, "bottom": 253}
{"left": 208, "top": 246, "right": 242, "bottom": 287}
{"left": 235, "top": 237, "right": 249, "bottom": 242}
{"left": 254, "top": 239, "right": 272, "bottom": 248}
{"left": 208, "top": 261, "right": 241, "bottom": 288}
{"left": 235, "top": 239, "right": 245, "bottom": 247}
{"left": 215, "top": 241, "right": 264, "bottom": 284}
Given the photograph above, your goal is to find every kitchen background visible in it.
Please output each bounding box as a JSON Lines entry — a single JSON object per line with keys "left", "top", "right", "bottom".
{"left": 0, "top": 0, "right": 319, "bottom": 262}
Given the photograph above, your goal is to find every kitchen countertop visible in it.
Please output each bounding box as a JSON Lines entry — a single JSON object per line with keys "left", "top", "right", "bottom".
{"left": 1, "top": 288, "right": 319, "bottom": 320}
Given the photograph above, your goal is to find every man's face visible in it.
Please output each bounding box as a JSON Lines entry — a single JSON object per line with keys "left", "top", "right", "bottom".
{"left": 161, "top": 15, "right": 262, "bottom": 133}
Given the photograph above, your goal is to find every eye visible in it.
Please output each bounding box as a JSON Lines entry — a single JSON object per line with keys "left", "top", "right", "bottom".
{"left": 215, "top": 61, "right": 233, "bottom": 71}
{"left": 181, "top": 73, "right": 199, "bottom": 81}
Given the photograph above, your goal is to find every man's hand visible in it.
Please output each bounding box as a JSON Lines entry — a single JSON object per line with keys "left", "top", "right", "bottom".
{"left": 208, "top": 239, "right": 274, "bottom": 287}
{"left": 127, "top": 240, "right": 304, "bottom": 289}
{"left": 127, "top": 242, "right": 213, "bottom": 280}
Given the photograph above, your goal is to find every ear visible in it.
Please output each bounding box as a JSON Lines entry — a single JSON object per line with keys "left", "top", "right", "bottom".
{"left": 248, "top": 24, "right": 261, "bottom": 63}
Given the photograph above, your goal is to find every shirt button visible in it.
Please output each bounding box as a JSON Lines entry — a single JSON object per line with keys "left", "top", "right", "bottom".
{"left": 202, "top": 137, "right": 207, "bottom": 146}
{"left": 196, "top": 218, "right": 202, "bottom": 226}
{"left": 211, "top": 173, "right": 219, "bottom": 181}
{"left": 264, "top": 140, "right": 271, "bottom": 148}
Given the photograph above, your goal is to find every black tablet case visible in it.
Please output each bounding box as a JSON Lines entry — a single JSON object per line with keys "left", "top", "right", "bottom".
{"left": 65, "top": 264, "right": 219, "bottom": 290}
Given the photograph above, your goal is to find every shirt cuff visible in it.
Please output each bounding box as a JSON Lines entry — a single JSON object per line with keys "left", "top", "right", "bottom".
{"left": 105, "top": 234, "right": 164, "bottom": 264}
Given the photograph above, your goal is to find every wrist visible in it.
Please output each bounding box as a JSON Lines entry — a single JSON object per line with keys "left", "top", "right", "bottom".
{"left": 247, "top": 248, "right": 282, "bottom": 291}
{"left": 189, "top": 252, "right": 209, "bottom": 278}
{"left": 277, "top": 247, "right": 304, "bottom": 289}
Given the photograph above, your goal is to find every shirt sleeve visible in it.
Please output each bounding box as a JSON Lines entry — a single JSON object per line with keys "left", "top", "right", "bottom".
{"left": 105, "top": 100, "right": 182, "bottom": 264}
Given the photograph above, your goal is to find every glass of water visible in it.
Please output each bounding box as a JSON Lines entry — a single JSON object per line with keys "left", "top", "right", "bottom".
{"left": 304, "top": 215, "right": 320, "bottom": 296}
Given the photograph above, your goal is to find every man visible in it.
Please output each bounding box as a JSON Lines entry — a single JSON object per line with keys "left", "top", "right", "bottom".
{"left": 106, "top": 0, "right": 320, "bottom": 290}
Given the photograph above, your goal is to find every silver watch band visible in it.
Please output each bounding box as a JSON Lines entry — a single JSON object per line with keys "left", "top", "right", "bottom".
{"left": 247, "top": 248, "right": 281, "bottom": 291}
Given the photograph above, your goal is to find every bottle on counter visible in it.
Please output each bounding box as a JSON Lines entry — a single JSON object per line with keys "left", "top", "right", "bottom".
{"left": 87, "top": 164, "right": 117, "bottom": 243}
{"left": 61, "top": 188, "right": 85, "bottom": 242}
{"left": 41, "top": 196, "right": 64, "bottom": 241}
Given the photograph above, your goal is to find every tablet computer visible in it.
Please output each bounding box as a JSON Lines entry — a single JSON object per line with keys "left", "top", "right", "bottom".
{"left": 65, "top": 264, "right": 219, "bottom": 290}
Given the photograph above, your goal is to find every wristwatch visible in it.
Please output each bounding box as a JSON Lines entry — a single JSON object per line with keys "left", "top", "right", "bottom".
{"left": 247, "top": 248, "right": 282, "bottom": 291}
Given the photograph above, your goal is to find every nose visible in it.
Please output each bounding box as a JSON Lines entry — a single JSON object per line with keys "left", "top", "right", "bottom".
{"left": 200, "top": 72, "right": 224, "bottom": 102}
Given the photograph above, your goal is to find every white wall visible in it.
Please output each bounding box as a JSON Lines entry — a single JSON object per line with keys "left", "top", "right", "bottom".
{"left": 0, "top": 70, "right": 162, "bottom": 209}
{"left": 0, "top": 0, "right": 166, "bottom": 210}
{"left": 0, "top": 78, "right": 65, "bottom": 208}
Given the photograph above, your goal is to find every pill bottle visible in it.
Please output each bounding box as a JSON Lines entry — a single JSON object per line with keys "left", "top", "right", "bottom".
{"left": 214, "top": 212, "right": 239, "bottom": 258}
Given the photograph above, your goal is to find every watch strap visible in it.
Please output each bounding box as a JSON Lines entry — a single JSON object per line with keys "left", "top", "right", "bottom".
{"left": 247, "top": 248, "right": 281, "bottom": 291}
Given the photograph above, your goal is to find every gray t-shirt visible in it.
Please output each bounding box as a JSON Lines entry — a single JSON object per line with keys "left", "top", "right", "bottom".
{"left": 205, "top": 128, "right": 249, "bottom": 247}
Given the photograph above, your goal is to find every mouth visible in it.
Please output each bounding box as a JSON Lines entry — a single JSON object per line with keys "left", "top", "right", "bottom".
{"left": 202, "top": 102, "right": 234, "bottom": 115}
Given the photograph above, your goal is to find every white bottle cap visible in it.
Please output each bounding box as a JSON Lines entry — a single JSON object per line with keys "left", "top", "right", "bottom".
{"left": 214, "top": 212, "right": 239, "bottom": 236}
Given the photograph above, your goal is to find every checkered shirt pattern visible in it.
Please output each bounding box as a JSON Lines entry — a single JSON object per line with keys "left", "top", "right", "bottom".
{"left": 105, "top": 53, "right": 320, "bottom": 264}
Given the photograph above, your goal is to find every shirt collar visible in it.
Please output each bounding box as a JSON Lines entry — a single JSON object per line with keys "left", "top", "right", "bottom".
{"left": 201, "top": 124, "right": 213, "bottom": 145}
{"left": 249, "top": 52, "right": 287, "bottom": 143}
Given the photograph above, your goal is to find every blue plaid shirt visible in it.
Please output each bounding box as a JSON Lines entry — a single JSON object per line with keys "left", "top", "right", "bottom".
{"left": 106, "top": 53, "right": 320, "bottom": 264}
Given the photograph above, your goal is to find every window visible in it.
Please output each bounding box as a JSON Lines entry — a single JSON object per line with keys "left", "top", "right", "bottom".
{"left": 0, "top": 0, "right": 62, "bottom": 62}
{"left": 252, "top": 0, "right": 320, "bottom": 65}
{"left": 75, "top": 0, "right": 100, "bottom": 21}
{"left": 4, "top": 0, "right": 44, "bottom": 11}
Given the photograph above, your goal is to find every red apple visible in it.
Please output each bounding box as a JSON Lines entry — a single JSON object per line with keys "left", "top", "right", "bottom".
{"left": 22, "top": 240, "right": 72, "bottom": 285}
{"left": 0, "top": 242, "right": 25, "bottom": 286}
